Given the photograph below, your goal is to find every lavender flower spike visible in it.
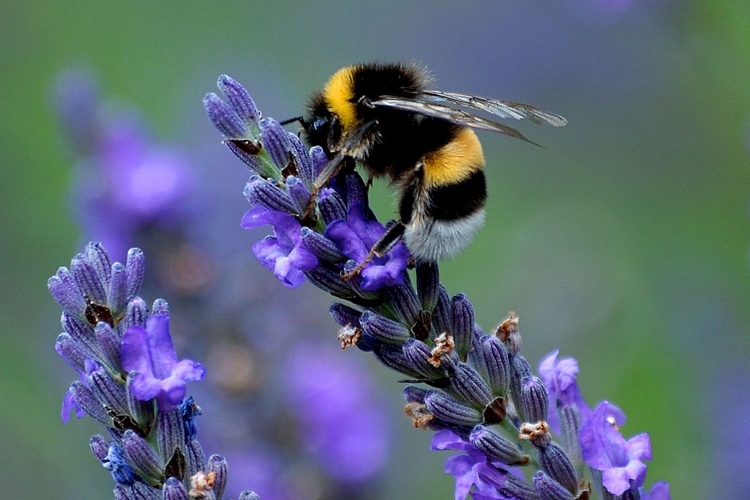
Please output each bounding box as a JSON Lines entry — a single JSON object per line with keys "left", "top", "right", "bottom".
{"left": 49, "top": 243, "right": 257, "bottom": 498}
{"left": 121, "top": 314, "right": 205, "bottom": 412}
{"left": 204, "top": 74, "right": 671, "bottom": 500}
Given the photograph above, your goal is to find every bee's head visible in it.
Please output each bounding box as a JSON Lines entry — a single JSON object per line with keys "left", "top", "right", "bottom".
{"left": 300, "top": 90, "right": 341, "bottom": 158}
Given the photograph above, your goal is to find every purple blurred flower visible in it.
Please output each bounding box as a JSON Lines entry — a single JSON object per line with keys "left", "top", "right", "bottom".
{"left": 539, "top": 350, "right": 591, "bottom": 431}
{"left": 56, "top": 70, "right": 195, "bottom": 257}
{"left": 284, "top": 344, "right": 389, "bottom": 482}
{"left": 241, "top": 205, "right": 318, "bottom": 287}
{"left": 121, "top": 314, "right": 205, "bottom": 411}
{"left": 579, "top": 401, "right": 652, "bottom": 495}
{"left": 325, "top": 203, "right": 409, "bottom": 292}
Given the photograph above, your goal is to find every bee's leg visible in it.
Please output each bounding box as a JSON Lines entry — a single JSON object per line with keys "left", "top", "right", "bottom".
{"left": 341, "top": 221, "right": 406, "bottom": 281}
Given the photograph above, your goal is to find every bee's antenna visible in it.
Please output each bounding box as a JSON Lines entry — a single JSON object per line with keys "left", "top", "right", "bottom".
{"left": 279, "top": 116, "right": 306, "bottom": 127}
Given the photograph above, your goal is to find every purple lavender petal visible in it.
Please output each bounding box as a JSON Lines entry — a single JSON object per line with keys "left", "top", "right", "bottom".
{"left": 121, "top": 314, "right": 205, "bottom": 411}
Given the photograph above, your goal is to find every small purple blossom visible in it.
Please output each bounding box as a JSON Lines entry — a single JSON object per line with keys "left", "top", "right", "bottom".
{"left": 579, "top": 401, "right": 652, "bottom": 495}
{"left": 433, "top": 430, "right": 519, "bottom": 500}
{"left": 325, "top": 204, "right": 409, "bottom": 292}
{"left": 241, "top": 206, "right": 318, "bottom": 287}
{"left": 641, "top": 481, "right": 671, "bottom": 500}
{"left": 121, "top": 314, "right": 205, "bottom": 411}
{"left": 539, "top": 350, "right": 591, "bottom": 432}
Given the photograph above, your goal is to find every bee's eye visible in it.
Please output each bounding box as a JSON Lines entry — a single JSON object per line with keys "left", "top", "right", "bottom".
{"left": 312, "top": 117, "right": 328, "bottom": 132}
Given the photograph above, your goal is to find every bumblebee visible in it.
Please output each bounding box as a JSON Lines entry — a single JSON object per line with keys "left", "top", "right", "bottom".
{"left": 290, "top": 62, "right": 566, "bottom": 265}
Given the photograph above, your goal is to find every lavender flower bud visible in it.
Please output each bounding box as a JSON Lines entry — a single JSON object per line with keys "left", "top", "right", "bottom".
{"left": 520, "top": 376, "right": 549, "bottom": 423}
{"left": 203, "top": 93, "right": 247, "bottom": 139}
{"left": 151, "top": 298, "right": 169, "bottom": 317}
{"left": 317, "top": 188, "right": 348, "bottom": 224}
{"left": 403, "top": 339, "right": 448, "bottom": 381}
{"left": 416, "top": 261, "right": 440, "bottom": 312}
{"left": 466, "top": 330, "right": 489, "bottom": 381}
{"left": 259, "top": 118, "right": 292, "bottom": 170}
{"left": 108, "top": 262, "right": 129, "bottom": 318}
{"left": 71, "top": 252, "right": 108, "bottom": 307}
{"left": 239, "top": 492, "right": 261, "bottom": 500}
{"left": 384, "top": 283, "right": 421, "bottom": 328}
{"left": 61, "top": 312, "right": 97, "bottom": 351}
{"left": 287, "top": 176, "right": 312, "bottom": 215}
{"left": 451, "top": 294, "right": 475, "bottom": 360}
{"left": 185, "top": 439, "right": 206, "bottom": 480}
{"left": 244, "top": 176, "right": 297, "bottom": 214}
{"left": 288, "top": 133, "right": 314, "bottom": 186}
{"left": 86, "top": 242, "right": 112, "bottom": 288}
{"left": 125, "top": 248, "right": 145, "bottom": 299}
{"left": 206, "top": 454, "right": 229, "bottom": 500}
{"left": 301, "top": 227, "right": 345, "bottom": 262}
{"left": 449, "top": 362, "right": 493, "bottom": 410}
{"left": 163, "top": 477, "right": 189, "bottom": 500}
{"left": 48, "top": 268, "right": 86, "bottom": 319}
{"left": 329, "top": 302, "right": 362, "bottom": 327}
{"left": 360, "top": 310, "right": 411, "bottom": 345}
{"left": 55, "top": 332, "right": 88, "bottom": 372}
{"left": 431, "top": 285, "right": 452, "bottom": 337}
{"left": 122, "top": 297, "right": 149, "bottom": 331}
{"left": 309, "top": 145, "right": 328, "bottom": 178}
{"left": 533, "top": 470, "right": 575, "bottom": 500}
{"left": 558, "top": 403, "right": 584, "bottom": 473}
{"left": 482, "top": 335, "right": 511, "bottom": 398}
{"left": 126, "top": 373, "right": 155, "bottom": 432}
{"left": 510, "top": 354, "right": 533, "bottom": 421}
{"left": 305, "top": 266, "right": 358, "bottom": 301}
{"left": 70, "top": 380, "right": 109, "bottom": 425}
{"left": 470, "top": 425, "right": 529, "bottom": 465}
{"left": 89, "top": 368, "right": 127, "bottom": 415}
{"left": 404, "top": 385, "right": 430, "bottom": 404}
{"left": 424, "top": 390, "right": 482, "bottom": 428}
{"left": 122, "top": 429, "right": 164, "bottom": 485}
{"left": 90, "top": 435, "right": 110, "bottom": 461}
{"left": 217, "top": 74, "right": 260, "bottom": 127}
{"left": 157, "top": 408, "right": 186, "bottom": 464}
{"left": 539, "top": 441, "right": 578, "bottom": 495}
{"left": 372, "top": 344, "right": 424, "bottom": 379}
{"left": 95, "top": 322, "right": 122, "bottom": 372}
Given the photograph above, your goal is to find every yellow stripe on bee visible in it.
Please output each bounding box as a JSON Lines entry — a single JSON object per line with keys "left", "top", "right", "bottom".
{"left": 323, "top": 66, "right": 360, "bottom": 131}
{"left": 422, "top": 128, "right": 485, "bottom": 186}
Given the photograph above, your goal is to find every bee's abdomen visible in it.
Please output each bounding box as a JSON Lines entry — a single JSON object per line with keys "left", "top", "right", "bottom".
{"left": 425, "top": 169, "right": 486, "bottom": 220}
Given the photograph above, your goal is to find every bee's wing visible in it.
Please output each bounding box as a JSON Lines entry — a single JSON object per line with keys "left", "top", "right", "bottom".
{"left": 372, "top": 97, "right": 541, "bottom": 146}
{"left": 421, "top": 90, "right": 568, "bottom": 127}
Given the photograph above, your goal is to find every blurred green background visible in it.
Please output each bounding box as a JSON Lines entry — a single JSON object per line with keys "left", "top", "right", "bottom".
{"left": 2, "top": 1, "right": 749, "bottom": 499}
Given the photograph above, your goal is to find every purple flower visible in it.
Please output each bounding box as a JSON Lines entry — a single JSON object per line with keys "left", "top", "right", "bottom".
{"left": 56, "top": 70, "right": 195, "bottom": 258}
{"left": 283, "top": 344, "right": 389, "bottom": 482}
{"left": 539, "top": 350, "right": 591, "bottom": 432}
{"left": 432, "top": 431, "right": 518, "bottom": 500}
{"left": 579, "top": 401, "right": 652, "bottom": 495}
{"left": 641, "top": 481, "right": 671, "bottom": 500}
{"left": 325, "top": 203, "right": 409, "bottom": 292}
{"left": 241, "top": 205, "right": 318, "bottom": 287}
{"left": 121, "top": 314, "right": 205, "bottom": 411}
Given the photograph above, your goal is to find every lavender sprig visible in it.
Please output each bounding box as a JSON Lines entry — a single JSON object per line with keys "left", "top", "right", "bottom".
{"left": 49, "top": 242, "right": 259, "bottom": 500}
{"left": 204, "top": 76, "right": 671, "bottom": 500}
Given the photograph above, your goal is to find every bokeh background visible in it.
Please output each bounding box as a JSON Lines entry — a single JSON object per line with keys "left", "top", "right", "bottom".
{"left": 2, "top": 1, "right": 749, "bottom": 499}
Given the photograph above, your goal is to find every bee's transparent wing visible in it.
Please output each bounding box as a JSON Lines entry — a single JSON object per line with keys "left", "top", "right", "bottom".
{"left": 372, "top": 97, "right": 542, "bottom": 145}
{"left": 421, "top": 90, "right": 568, "bottom": 127}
